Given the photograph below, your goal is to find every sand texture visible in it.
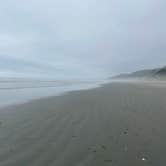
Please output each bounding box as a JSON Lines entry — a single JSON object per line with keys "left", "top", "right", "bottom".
{"left": 0, "top": 82, "right": 166, "bottom": 166}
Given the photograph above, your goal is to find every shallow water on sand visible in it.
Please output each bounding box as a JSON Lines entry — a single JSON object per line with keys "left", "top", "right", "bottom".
{"left": 0, "top": 79, "right": 107, "bottom": 108}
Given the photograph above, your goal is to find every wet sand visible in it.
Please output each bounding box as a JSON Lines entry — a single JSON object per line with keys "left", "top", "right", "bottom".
{"left": 0, "top": 82, "right": 166, "bottom": 166}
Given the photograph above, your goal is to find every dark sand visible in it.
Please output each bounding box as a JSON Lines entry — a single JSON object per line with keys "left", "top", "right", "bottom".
{"left": 0, "top": 82, "right": 166, "bottom": 166}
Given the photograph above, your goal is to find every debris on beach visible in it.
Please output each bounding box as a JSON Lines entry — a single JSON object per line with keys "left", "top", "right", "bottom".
{"left": 123, "top": 128, "right": 129, "bottom": 135}
{"left": 101, "top": 145, "right": 106, "bottom": 150}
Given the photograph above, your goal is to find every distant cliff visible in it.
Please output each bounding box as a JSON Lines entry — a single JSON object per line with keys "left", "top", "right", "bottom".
{"left": 112, "top": 66, "right": 166, "bottom": 80}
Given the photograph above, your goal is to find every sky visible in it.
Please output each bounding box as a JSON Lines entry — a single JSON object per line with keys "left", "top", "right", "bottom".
{"left": 0, "top": 0, "right": 166, "bottom": 79}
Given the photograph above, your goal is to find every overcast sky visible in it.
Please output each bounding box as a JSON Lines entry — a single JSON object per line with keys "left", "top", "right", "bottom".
{"left": 0, "top": 0, "right": 166, "bottom": 79}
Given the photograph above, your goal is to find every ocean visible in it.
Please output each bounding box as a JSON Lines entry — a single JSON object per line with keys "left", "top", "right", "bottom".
{"left": 0, "top": 78, "right": 107, "bottom": 108}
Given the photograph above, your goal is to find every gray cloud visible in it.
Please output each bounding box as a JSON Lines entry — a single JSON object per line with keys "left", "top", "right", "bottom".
{"left": 0, "top": 0, "right": 166, "bottom": 79}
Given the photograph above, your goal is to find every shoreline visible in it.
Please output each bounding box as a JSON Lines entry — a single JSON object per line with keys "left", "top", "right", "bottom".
{"left": 1, "top": 79, "right": 165, "bottom": 110}
{"left": 0, "top": 80, "right": 106, "bottom": 109}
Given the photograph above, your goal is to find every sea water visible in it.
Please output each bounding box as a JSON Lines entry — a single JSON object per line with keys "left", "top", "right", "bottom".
{"left": 0, "top": 78, "right": 108, "bottom": 108}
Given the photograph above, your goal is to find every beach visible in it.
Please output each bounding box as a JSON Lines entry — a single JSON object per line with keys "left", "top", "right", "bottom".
{"left": 0, "top": 82, "right": 166, "bottom": 166}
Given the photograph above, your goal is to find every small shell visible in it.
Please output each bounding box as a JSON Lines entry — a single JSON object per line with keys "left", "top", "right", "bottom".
{"left": 141, "top": 157, "right": 147, "bottom": 161}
